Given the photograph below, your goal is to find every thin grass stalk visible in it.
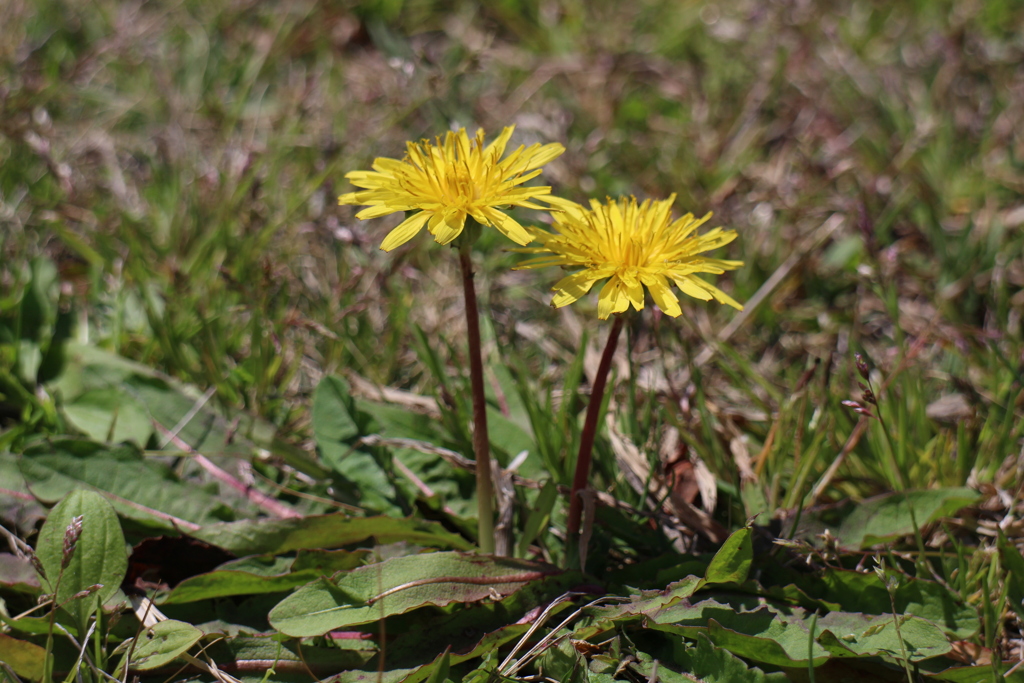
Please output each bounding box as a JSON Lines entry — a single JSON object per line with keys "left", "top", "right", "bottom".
{"left": 567, "top": 314, "right": 625, "bottom": 540}
{"left": 863, "top": 375, "right": 932, "bottom": 571}
{"left": 459, "top": 243, "right": 495, "bottom": 555}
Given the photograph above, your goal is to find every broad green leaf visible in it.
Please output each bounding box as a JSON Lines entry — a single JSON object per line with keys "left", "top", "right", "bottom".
{"left": 52, "top": 343, "right": 312, "bottom": 473}
{"left": 313, "top": 375, "right": 365, "bottom": 443}
{"left": 291, "top": 548, "right": 375, "bottom": 574}
{"left": 837, "top": 488, "right": 980, "bottom": 549}
{"left": 653, "top": 590, "right": 954, "bottom": 668}
{"left": 314, "top": 375, "right": 399, "bottom": 513}
{"left": 324, "top": 448, "right": 400, "bottom": 513}
{"left": 705, "top": 526, "right": 753, "bottom": 584}
{"left": 62, "top": 388, "right": 153, "bottom": 446}
{"left": 191, "top": 513, "right": 473, "bottom": 556}
{"left": 342, "top": 623, "right": 531, "bottom": 683}
{"left": 348, "top": 392, "right": 478, "bottom": 519}
{"left": 269, "top": 552, "right": 557, "bottom": 636}
{"left": 386, "top": 572, "right": 581, "bottom": 670}
{"left": 928, "top": 664, "right": 1024, "bottom": 682}
{"left": 140, "top": 382, "right": 256, "bottom": 453}
{"left": 741, "top": 480, "right": 770, "bottom": 521}
{"left": 652, "top": 587, "right": 955, "bottom": 668}
{"left": 214, "top": 554, "right": 295, "bottom": 576}
{"left": 163, "top": 568, "right": 323, "bottom": 604}
{"left": 682, "top": 633, "right": 789, "bottom": 683}
{"left": 128, "top": 372, "right": 260, "bottom": 448}
{"left": 706, "top": 615, "right": 830, "bottom": 667}
{"left": 356, "top": 399, "right": 447, "bottom": 443}
{"left": 163, "top": 550, "right": 368, "bottom": 604}
{"left": 19, "top": 439, "right": 235, "bottom": 527}
{"left": 0, "top": 613, "right": 53, "bottom": 636}
{"left": 649, "top": 596, "right": 830, "bottom": 666}
{"left": 536, "top": 637, "right": 588, "bottom": 683}
{"left": 35, "top": 489, "right": 128, "bottom": 630}
{"left": 128, "top": 371, "right": 322, "bottom": 473}
{"left": 575, "top": 576, "right": 704, "bottom": 640}
{"left": 461, "top": 651, "right": 505, "bottom": 683}
{"left": 750, "top": 579, "right": 841, "bottom": 613}
{"left": 125, "top": 619, "right": 203, "bottom": 670}
{"left": 486, "top": 407, "right": 537, "bottom": 470}
{"left": 816, "top": 612, "right": 951, "bottom": 661}
{"left": 819, "top": 568, "right": 979, "bottom": 640}
{"left": 201, "top": 634, "right": 375, "bottom": 677}
{"left": 0, "top": 633, "right": 46, "bottom": 681}
{"left": 626, "top": 660, "right": 701, "bottom": 683}
{"left": 392, "top": 443, "right": 477, "bottom": 522}
{"left": 423, "top": 648, "right": 452, "bottom": 683}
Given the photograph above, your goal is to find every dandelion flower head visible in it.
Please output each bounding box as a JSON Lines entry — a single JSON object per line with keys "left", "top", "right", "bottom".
{"left": 338, "top": 126, "right": 570, "bottom": 251}
{"left": 516, "top": 195, "right": 744, "bottom": 319}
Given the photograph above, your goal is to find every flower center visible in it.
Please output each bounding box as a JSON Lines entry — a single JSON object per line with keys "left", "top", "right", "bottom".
{"left": 454, "top": 168, "right": 475, "bottom": 199}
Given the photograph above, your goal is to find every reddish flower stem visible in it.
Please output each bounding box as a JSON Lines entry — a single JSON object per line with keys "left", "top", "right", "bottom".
{"left": 459, "top": 245, "right": 495, "bottom": 554}
{"left": 566, "top": 314, "right": 625, "bottom": 538}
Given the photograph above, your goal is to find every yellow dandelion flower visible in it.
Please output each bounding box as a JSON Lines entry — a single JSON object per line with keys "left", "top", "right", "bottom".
{"left": 338, "top": 126, "right": 571, "bottom": 251}
{"left": 516, "top": 195, "right": 744, "bottom": 319}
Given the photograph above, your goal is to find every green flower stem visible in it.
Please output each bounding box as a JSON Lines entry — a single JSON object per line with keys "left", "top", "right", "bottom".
{"left": 459, "top": 243, "right": 495, "bottom": 555}
{"left": 567, "top": 314, "right": 624, "bottom": 540}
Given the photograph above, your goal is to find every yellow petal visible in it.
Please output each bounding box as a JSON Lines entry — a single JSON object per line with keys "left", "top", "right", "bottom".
{"left": 514, "top": 255, "right": 568, "bottom": 269}
{"left": 501, "top": 168, "right": 543, "bottom": 187}
{"left": 357, "top": 204, "right": 406, "bottom": 219}
{"left": 690, "top": 227, "right": 738, "bottom": 252}
{"left": 368, "top": 158, "right": 407, "bottom": 174}
{"left": 454, "top": 129, "right": 472, "bottom": 162}
{"left": 551, "top": 290, "right": 581, "bottom": 308}
{"left": 546, "top": 195, "right": 586, "bottom": 215}
{"left": 674, "top": 275, "right": 742, "bottom": 309}
{"left": 523, "top": 142, "right": 565, "bottom": 170}
{"left": 597, "top": 278, "right": 631, "bottom": 320}
{"left": 644, "top": 274, "right": 682, "bottom": 317}
{"left": 380, "top": 211, "right": 431, "bottom": 251}
{"left": 480, "top": 208, "right": 533, "bottom": 245}
{"left": 551, "top": 271, "right": 601, "bottom": 307}
{"left": 702, "top": 282, "right": 744, "bottom": 310}
{"left": 427, "top": 210, "right": 466, "bottom": 245}
{"left": 700, "top": 258, "right": 745, "bottom": 270}
{"left": 624, "top": 278, "right": 645, "bottom": 312}
{"left": 345, "top": 170, "right": 387, "bottom": 185}
{"left": 675, "top": 276, "right": 713, "bottom": 301}
{"left": 484, "top": 126, "right": 515, "bottom": 161}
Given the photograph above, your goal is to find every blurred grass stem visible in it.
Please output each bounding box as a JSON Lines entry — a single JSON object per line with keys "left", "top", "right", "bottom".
{"left": 459, "top": 241, "right": 495, "bottom": 555}
{"left": 567, "top": 314, "right": 624, "bottom": 557}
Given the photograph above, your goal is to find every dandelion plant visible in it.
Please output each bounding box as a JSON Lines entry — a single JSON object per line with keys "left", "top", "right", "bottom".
{"left": 517, "top": 195, "right": 744, "bottom": 562}
{"left": 339, "top": 126, "right": 568, "bottom": 553}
